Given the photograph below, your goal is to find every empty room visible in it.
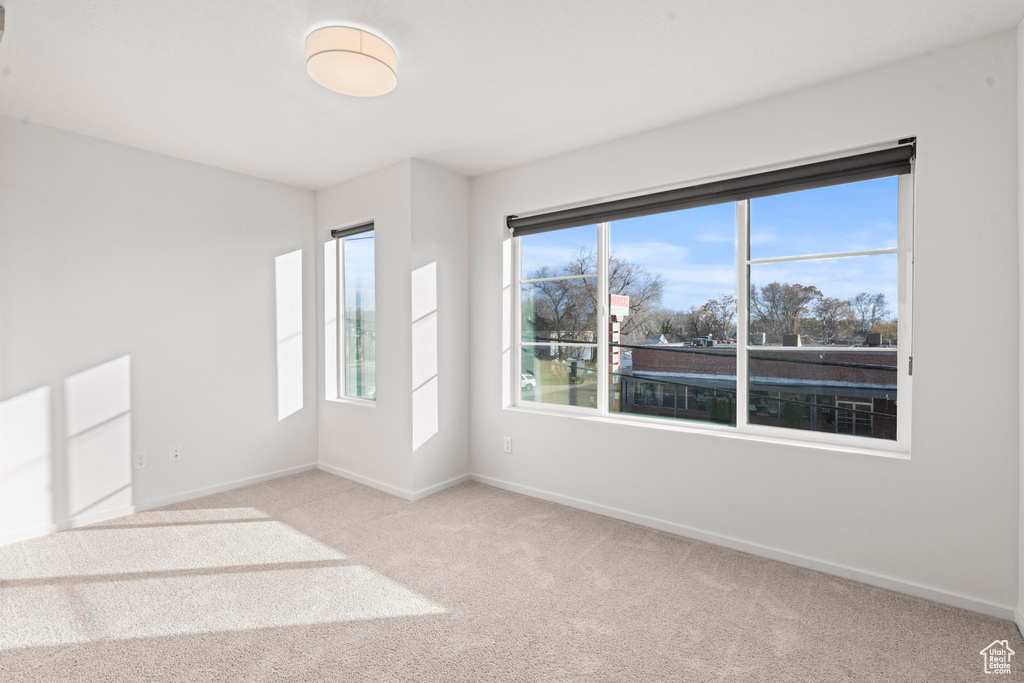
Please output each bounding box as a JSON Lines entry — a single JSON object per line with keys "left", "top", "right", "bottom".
{"left": 3, "top": 1, "right": 1024, "bottom": 680}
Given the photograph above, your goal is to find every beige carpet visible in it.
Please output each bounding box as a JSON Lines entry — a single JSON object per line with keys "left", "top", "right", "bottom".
{"left": 0, "top": 470, "right": 1020, "bottom": 682}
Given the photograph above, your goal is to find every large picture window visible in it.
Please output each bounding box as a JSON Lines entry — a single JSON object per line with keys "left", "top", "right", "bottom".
{"left": 510, "top": 143, "right": 913, "bottom": 450}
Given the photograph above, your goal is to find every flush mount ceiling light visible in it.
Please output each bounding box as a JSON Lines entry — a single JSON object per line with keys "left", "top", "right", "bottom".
{"left": 305, "top": 26, "right": 397, "bottom": 97}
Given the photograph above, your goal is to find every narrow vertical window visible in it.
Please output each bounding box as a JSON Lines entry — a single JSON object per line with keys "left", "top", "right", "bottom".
{"left": 330, "top": 222, "right": 376, "bottom": 402}
{"left": 343, "top": 230, "right": 375, "bottom": 400}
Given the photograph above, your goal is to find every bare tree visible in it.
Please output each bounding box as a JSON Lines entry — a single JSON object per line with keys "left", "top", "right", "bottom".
{"left": 850, "top": 292, "right": 890, "bottom": 337}
{"left": 640, "top": 308, "right": 689, "bottom": 342}
{"left": 687, "top": 295, "right": 736, "bottom": 340}
{"left": 523, "top": 275, "right": 596, "bottom": 342}
{"left": 813, "top": 296, "right": 853, "bottom": 343}
{"left": 749, "top": 282, "right": 821, "bottom": 343}
{"left": 608, "top": 255, "right": 664, "bottom": 341}
{"left": 526, "top": 249, "right": 663, "bottom": 344}
{"left": 873, "top": 319, "right": 898, "bottom": 345}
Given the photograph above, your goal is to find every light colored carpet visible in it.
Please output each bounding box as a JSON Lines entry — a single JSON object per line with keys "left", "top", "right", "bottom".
{"left": 0, "top": 470, "right": 1020, "bottom": 682}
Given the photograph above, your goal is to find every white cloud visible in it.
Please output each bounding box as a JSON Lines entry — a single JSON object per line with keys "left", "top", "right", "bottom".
{"left": 695, "top": 232, "right": 733, "bottom": 244}
{"left": 612, "top": 241, "right": 688, "bottom": 263}
{"left": 521, "top": 246, "right": 593, "bottom": 277}
{"left": 751, "top": 255, "right": 897, "bottom": 313}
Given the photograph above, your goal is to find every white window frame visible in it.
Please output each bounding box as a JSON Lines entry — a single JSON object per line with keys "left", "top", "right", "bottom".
{"left": 511, "top": 149, "right": 914, "bottom": 456}
{"left": 332, "top": 228, "right": 376, "bottom": 406}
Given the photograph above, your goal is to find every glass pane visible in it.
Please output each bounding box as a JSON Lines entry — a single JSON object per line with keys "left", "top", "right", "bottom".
{"left": 343, "top": 231, "right": 375, "bottom": 400}
{"left": 521, "top": 345, "right": 598, "bottom": 409}
{"left": 520, "top": 224, "right": 597, "bottom": 280}
{"left": 749, "top": 253, "right": 897, "bottom": 347}
{"left": 748, "top": 250, "right": 898, "bottom": 441}
{"left": 748, "top": 349, "right": 897, "bottom": 441}
{"left": 613, "top": 348, "right": 737, "bottom": 426}
{"left": 750, "top": 176, "right": 898, "bottom": 260}
{"left": 607, "top": 203, "right": 737, "bottom": 426}
{"left": 521, "top": 277, "right": 597, "bottom": 343}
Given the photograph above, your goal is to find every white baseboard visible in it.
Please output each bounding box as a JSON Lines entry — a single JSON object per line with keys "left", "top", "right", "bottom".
{"left": 318, "top": 462, "right": 414, "bottom": 499}
{"left": 1016, "top": 609, "right": 1024, "bottom": 638}
{"left": 135, "top": 462, "right": 318, "bottom": 511}
{"left": 317, "top": 463, "right": 470, "bottom": 502}
{"left": 0, "top": 462, "right": 319, "bottom": 546}
{"left": 409, "top": 473, "right": 472, "bottom": 501}
{"left": 470, "top": 473, "right": 1015, "bottom": 621}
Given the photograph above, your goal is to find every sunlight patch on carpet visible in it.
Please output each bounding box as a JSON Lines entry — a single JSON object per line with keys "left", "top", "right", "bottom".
{"left": 0, "top": 519, "right": 342, "bottom": 580}
{"left": 1, "top": 564, "right": 445, "bottom": 648}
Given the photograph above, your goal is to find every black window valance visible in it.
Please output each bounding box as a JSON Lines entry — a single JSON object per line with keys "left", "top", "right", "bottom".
{"left": 507, "top": 141, "right": 915, "bottom": 236}
{"left": 331, "top": 221, "right": 374, "bottom": 239}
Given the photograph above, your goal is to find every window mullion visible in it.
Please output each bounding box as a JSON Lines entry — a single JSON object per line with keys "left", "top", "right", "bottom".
{"left": 736, "top": 200, "right": 750, "bottom": 430}
{"left": 897, "top": 171, "right": 914, "bottom": 449}
{"left": 513, "top": 236, "right": 522, "bottom": 407}
{"left": 336, "top": 237, "right": 343, "bottom": 400}
{"left": 597, "top": 222, "right": 610, "bottom": 416}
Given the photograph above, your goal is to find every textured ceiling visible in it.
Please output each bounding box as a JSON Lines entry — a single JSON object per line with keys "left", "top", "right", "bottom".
{"left": 0, "top": 0, "right": 1022, "bottom": 189}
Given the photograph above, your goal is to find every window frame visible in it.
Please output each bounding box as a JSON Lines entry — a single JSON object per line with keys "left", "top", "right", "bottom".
{"left": 332, "top": 225, "right": 377, "bottom": 406}
{"left": 510, "top": 148, "right": 914, "bottom": 456}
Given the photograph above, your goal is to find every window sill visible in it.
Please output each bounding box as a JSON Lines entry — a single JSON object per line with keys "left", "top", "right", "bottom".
{"left": 325, "top": 396, "right": 376, "bottom": 408}
{"left": 505, "top": 404, "right": 910, "bottom": 461}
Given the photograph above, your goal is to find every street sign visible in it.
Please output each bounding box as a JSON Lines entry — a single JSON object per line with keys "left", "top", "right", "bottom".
{"left": 610, "top": 294, "right": 630, "bottom": 317}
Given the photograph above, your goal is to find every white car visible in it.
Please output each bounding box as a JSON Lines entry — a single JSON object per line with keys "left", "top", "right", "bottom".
{"left": 521, "top": 372, "right": 537, "bottom": 392}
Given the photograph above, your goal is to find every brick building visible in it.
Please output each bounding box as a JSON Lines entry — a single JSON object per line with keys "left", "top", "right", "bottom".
{"left": 618, "top": 343, "right": 898, "bottom": 440}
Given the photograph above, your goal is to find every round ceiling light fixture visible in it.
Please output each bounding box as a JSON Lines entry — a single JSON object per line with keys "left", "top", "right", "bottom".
{"left": 305, "top": 26, "right": 397, "bottom": 97}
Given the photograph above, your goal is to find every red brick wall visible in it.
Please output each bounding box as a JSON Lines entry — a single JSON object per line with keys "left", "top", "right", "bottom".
{"left": 630, "top": 347, "right": 897, "bottom": 387}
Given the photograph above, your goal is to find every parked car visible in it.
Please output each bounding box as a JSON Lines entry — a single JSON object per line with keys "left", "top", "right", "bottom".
{"left": 521, "top": 372, "right": 537, "bottom": 392}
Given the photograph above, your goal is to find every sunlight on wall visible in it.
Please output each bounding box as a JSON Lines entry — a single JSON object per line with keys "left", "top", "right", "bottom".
{"left": 1, "top": 564, "right": 444, "bottom": 649}
{"left": 0, "top": 387, "right": 53, "bottom": 540}
{"left": 501, "top": 238, "right": 512, "bottom": 408}
{"left": 412, "top": 376, "right": 439, "bottom": 452}
{"left": 65, "top": 356, "right": 132, "bottom": 519}
{"left": 276, "top": 250, "right": 304, "bottom": 420}
{"left": 411, "top": 262, "right": 438, "bottom": 451}
{"left": 323, "top": 240, "right": 338, "bottom": 400}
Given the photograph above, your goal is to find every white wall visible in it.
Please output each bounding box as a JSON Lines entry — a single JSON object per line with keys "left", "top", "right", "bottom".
{"left": 410, "top": 160, "right": 471, "bottom": 493}
{"left": 469, "top": 31, "right": 1019, "bottom": 617}
{"left": 1018, "top": 18, "right": 1024, "bottom": 633}
{"left": 0, "top": 115, "right": 318, "bottom": 544}
{"left": 315, "top": 160, "right": 471, "bottom": 497}
{"left": 316, "top": 161, "right": 414, "bottom": 494}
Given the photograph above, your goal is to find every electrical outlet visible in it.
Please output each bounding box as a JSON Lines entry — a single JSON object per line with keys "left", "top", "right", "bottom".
{"left": 503, "top": 437, "right": 512, "bottom": 454}
{"left": 133, "top": 450, "right": 148, "bottom": 470}
{"left": 169, "top": 444, "right": 182, "bottom": 463}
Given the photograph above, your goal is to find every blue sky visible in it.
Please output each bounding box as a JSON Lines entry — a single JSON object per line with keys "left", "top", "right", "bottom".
{"left": 343, "top": 232, "right": 375, "bottom": 310}
{"left": 520, "top": 176, "right": 898, "bottom": 314}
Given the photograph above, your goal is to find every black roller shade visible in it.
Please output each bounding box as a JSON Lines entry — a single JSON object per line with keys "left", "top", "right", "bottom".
{"left": 507, "top": 142, "right": 914, "bottom": 236}
{"left": 331, "top": 221, "right": 374, "bottom": 239}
